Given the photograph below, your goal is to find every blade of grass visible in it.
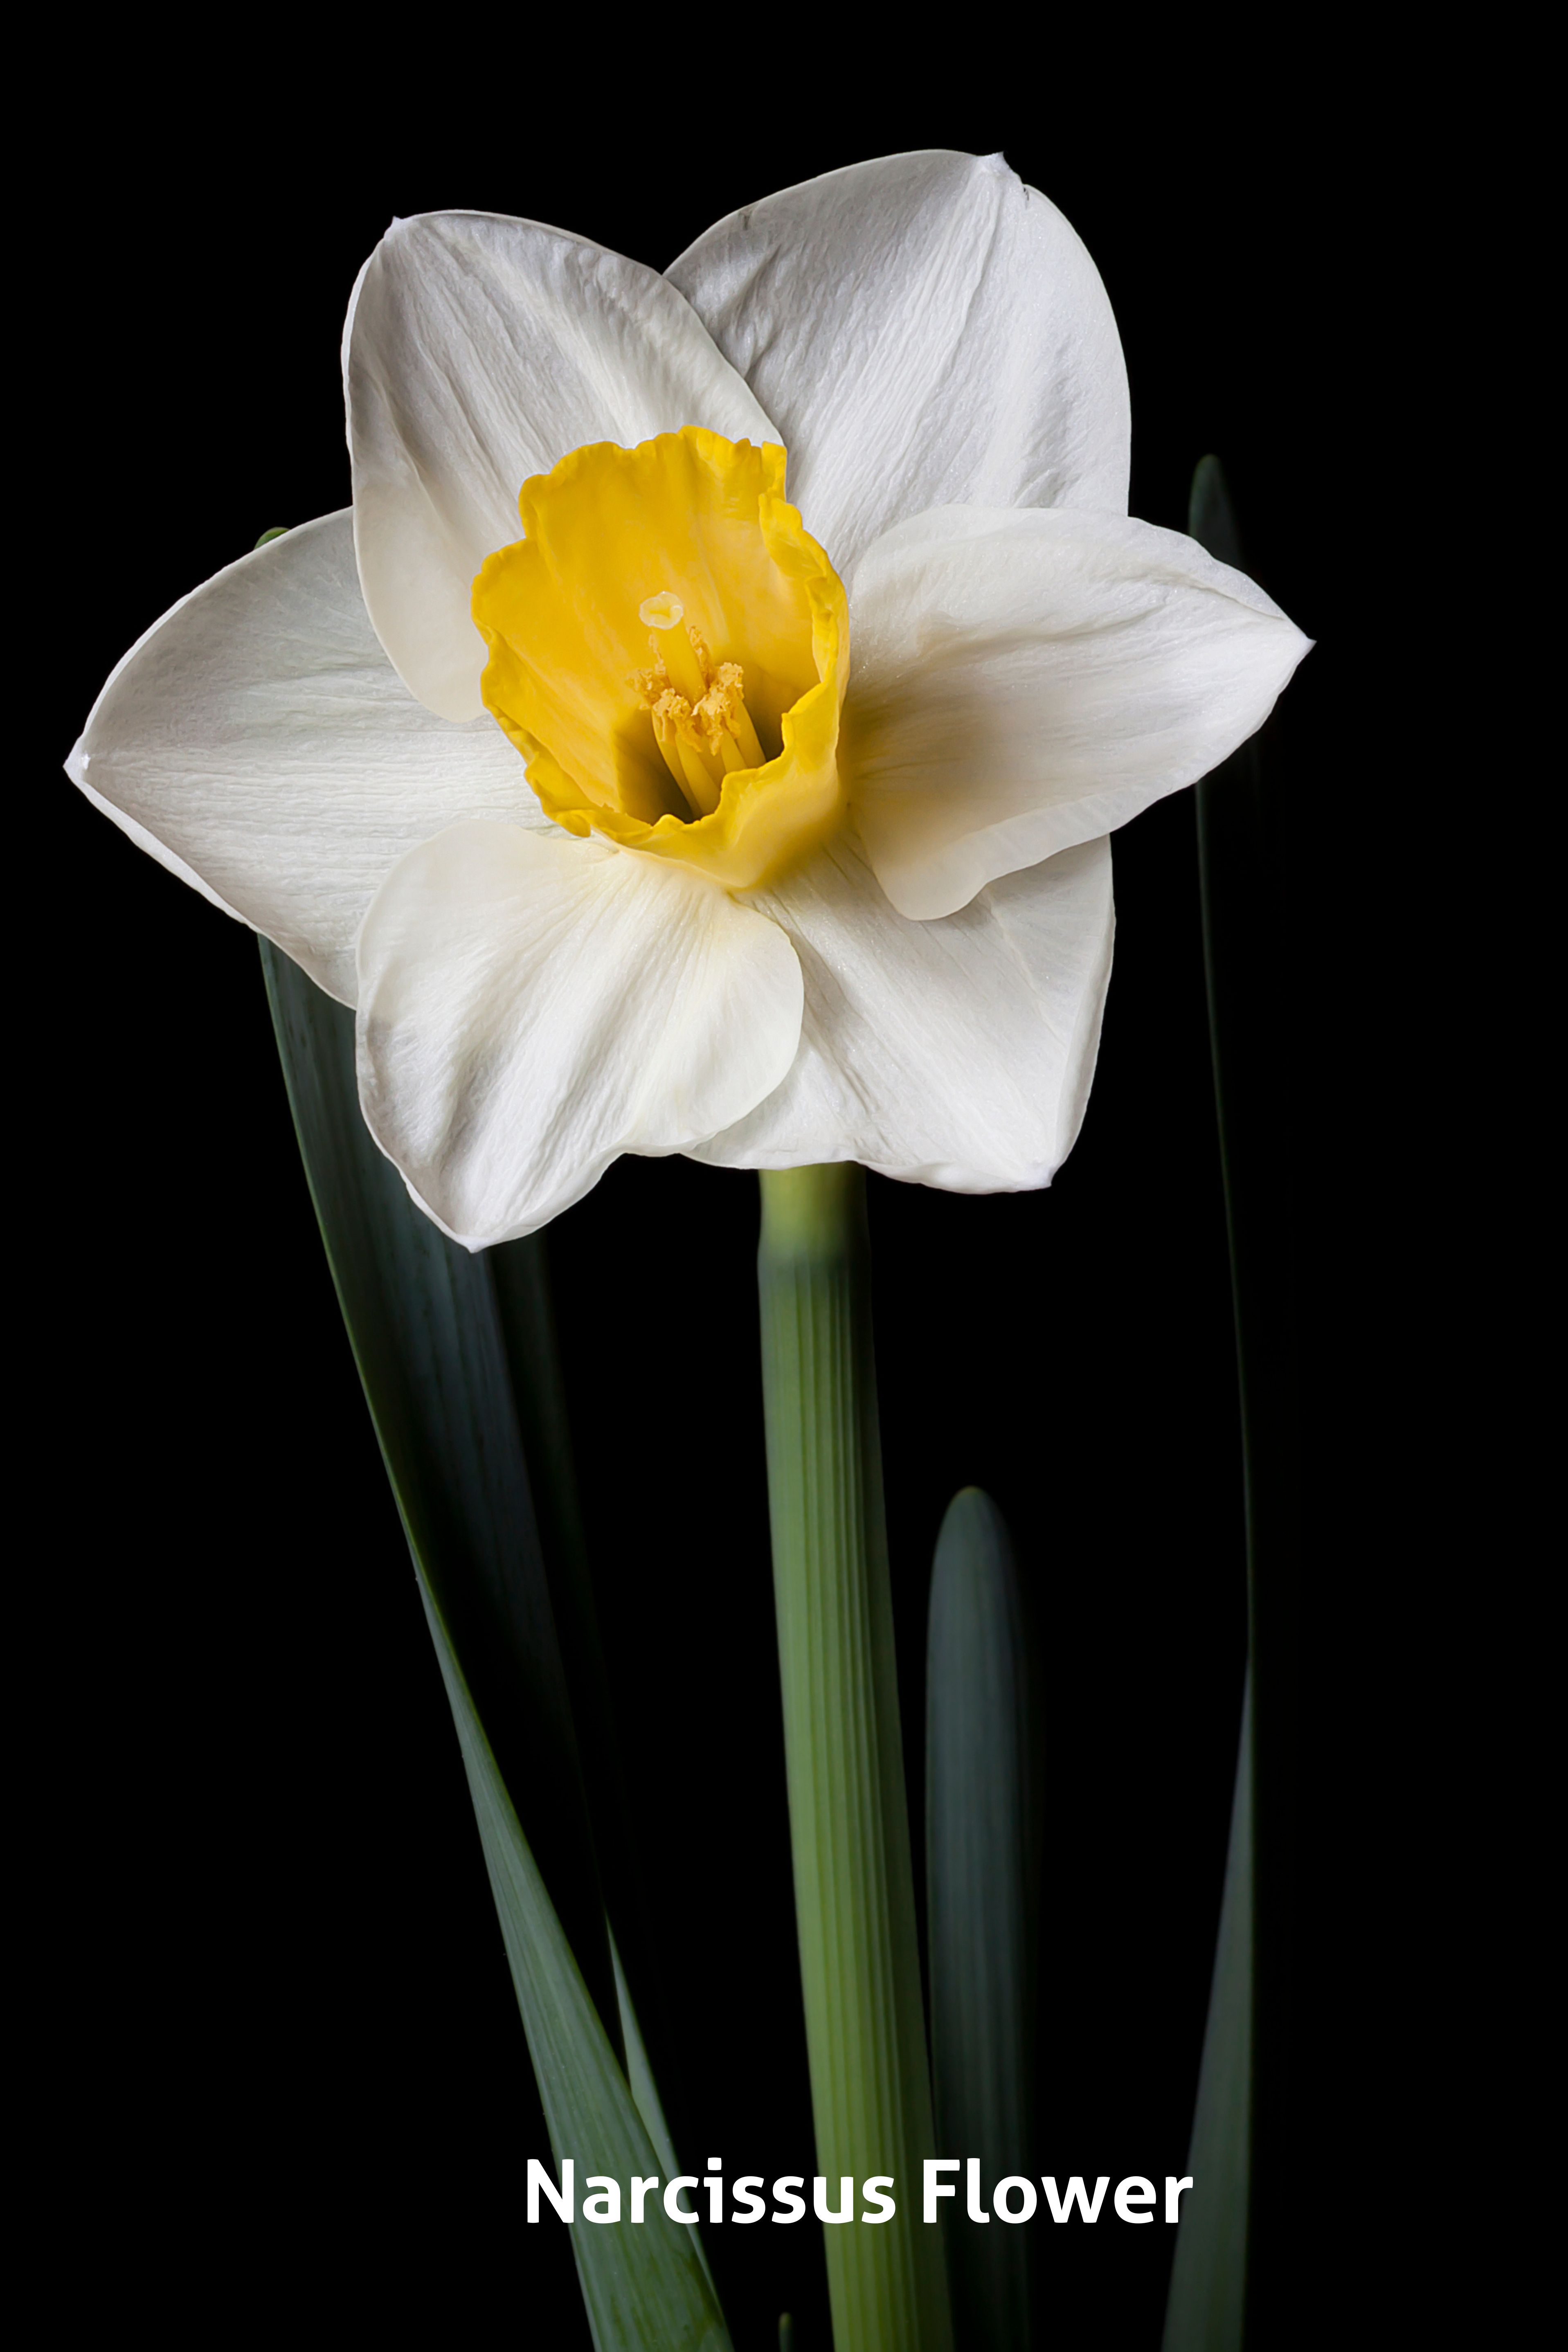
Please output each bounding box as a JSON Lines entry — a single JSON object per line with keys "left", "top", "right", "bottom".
{"left": 925, "top": 1488, "right": 1038, "bottom": 2352}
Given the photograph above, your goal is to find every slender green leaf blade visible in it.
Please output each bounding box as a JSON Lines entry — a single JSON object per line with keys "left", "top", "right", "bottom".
{"left": 1164, "top": 454, "right": 1301, "bottom": 2348}
{"left": 260, "top": 940, "right": 618, "bottom": 2050}
{"left": 420, "top": 1564, "right": 731, "bottom": 2350}
{"left": 261, "top": 942, "right": 728, "bottom": 2346}
{"left": 925, "top": 1487, "right": 1037, "bottom": 2352}
{"left": 609, "top": 1932, "right": 718, "bottom": 2298}
{"left": 1162, "top": 1678, "right": 1252, "bottom": 2352}
{"left": 612, "top": 1936, "right": 680, "bottom": 2186}
{"left": 490, "top": 1237, "right": 693, "bottom": 2157}
{"left": 1188, "top": 453, "right": 1244, "bottom": 572}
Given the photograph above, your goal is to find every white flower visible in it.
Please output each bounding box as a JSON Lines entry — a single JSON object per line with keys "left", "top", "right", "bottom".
{"left": 67, "top": 151, "right": 1308, "bottom": 1247}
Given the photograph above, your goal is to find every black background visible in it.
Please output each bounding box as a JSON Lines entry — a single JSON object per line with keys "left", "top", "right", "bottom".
{"left": 32, "top": 41, "right": 1431, "bottom": 2352}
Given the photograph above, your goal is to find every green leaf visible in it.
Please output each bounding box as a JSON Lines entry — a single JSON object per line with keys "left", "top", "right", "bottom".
{"left": 490, "top": 1235, "right": 695, "bottom": 2170}
{"left": 610, "top": 1931, "right": 717, "bottom": 2300}
{"left": 1161, "top": 1679, "right": 1251, "bottom": 2352}
{"left": 925, "top": 1488, "right": 1038, "bottom": 2352}
{"left": 261, "top": 941, "right": 729, "bottom": 2350}
{"left": 1188, "top": 454, "right": 1244, "bottom": 572}
{"left": 1163, "top": 455, "right": 1301, "bottom": 2350}
{"left": 757, "top": 1166, "right": 954, "bottom": 2352}
{"left": 260, "top": 940, "right": 617, "bottom": 2044}
{"left": 421, "top": 1562, "right": 730, "bottom": 2348}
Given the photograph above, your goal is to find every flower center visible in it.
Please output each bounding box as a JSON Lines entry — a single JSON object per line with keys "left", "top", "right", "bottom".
{"left": 632, "top": 591, "right": 768, "bottom": 820}
{"left": 471, "top": 429, "right": 849, "bottom": 894}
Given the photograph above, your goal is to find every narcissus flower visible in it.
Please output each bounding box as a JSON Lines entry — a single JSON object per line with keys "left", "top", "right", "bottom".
{"left": 69, "top": 152, "right": 1307, "bottom": 1246}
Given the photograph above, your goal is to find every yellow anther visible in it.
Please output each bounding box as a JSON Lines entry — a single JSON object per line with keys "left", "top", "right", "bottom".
{"left": 631, "top": 593, "right": 770, "bottom": 795}
{"left": 688, "top": 661, "right": 767, "bottom": 776}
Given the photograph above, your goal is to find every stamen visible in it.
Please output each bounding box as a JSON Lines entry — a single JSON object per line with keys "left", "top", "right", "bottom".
{"left": 729, "top": 696, "right": 771, "bottom": 771}
{"left": 692, "top": 661, "right": 767, "bottom": 774}
{"left": 648, "top": 690, "right": 702, "bottom": 813}
{"left": 722, "top": 680, "right": 766, "bottom": 771}
{"left": 631, "top": 588, "right": 769, "bottom": 815}
{"left": 687, "top": 624, "right": 715, "bottom": 680}
{"left": 677, "top": 738, "right": 721, "bottom": 817}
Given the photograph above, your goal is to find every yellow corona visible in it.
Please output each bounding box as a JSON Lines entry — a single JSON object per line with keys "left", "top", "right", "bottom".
{"left": 472, "top": 429, "right": 849, "bottom": 893}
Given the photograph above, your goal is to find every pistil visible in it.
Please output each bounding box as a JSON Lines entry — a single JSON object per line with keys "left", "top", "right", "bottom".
{"left": 639, "top": 591, "right": 711, "bottom": 706}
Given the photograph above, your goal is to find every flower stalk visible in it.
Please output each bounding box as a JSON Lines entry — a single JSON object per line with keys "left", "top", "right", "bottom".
{"left": 757, "top": 1166, "right": 954, "bottom": 2352}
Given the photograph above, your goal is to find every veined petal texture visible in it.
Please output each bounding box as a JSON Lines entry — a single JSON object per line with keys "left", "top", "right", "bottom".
{"left": 668, "top": 151, "right": 1130, "bottom": 577}
{"left": 66, "top": 515, "right": 537, "bottom": 1005}
{"left": 694, "top": 831, "right": 1114, "bottom": 1191}
{"left": 846, "top": 506, "right": 1312, "bottom": 920}
{"left": 345, "top": 212, "right": 778, "bottom": 723}
{"left": 356, "top": 824, "right": 803, "bottom": 1246}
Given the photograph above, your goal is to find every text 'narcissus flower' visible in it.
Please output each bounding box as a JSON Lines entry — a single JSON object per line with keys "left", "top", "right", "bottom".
{"left": 68, "top": 151, "right": 1309, "bottom": 1247}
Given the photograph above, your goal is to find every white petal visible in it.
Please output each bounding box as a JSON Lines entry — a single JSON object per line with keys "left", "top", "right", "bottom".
{"left": 65, "top": 515, "right": 538, "bottom": 1005}
{"left": 345, "top": 211, "right": 778, "bottom": 723}
{"left": 667, "top": 151, "right": 1129, "bottom": 577}
{"left": 356, "top": 825, "right": 803, "bottom": 1246}
{"left": 845, "top": 505, "right": 1312, "bottom": 921}
{"left": 693, "top": 829, "right": 1113, "bottom": 1191}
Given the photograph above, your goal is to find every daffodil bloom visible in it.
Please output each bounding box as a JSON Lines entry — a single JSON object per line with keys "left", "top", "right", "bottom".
{"left": 69, "top": 151, "right": 1308, "bottom": 1246}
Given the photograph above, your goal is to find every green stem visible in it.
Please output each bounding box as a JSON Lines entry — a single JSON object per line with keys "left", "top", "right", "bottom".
{"left": 757, "top": 1167, "right": 953, "bottom": 2352}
